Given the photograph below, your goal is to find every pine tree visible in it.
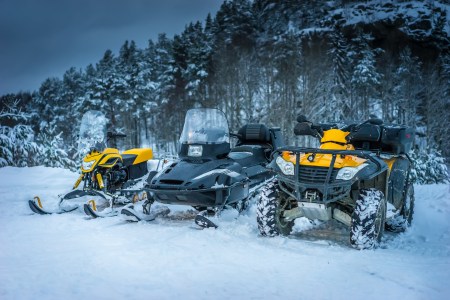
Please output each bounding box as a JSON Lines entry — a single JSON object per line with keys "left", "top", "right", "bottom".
{"left": 410, "top": 147, "right": 449, "bottom": 184}
{"left": 350, "top": 32, "right": 382, "bottom": 120}
{"left": 88, "top": 50, "right": 120, "bottom": 147}
{"left": 116, "top": 40, "right": 145, "bottom": 148}
{"left": 0, "top": 100, "right": 38, "bottom": 167}
{"left": 270, "top": 31, "right": 302, "bottom": 140}
{"left": 392, "top": 47, "right": 422, "bottom": 127}
{"left": 61, "top": 67, "right": 85, "bottom": 148}
{"left": 328, "top": 25, "right": 351, "bottom": 120}
{"left": 35, "top": 126, "right": 77, "bottom": 170}
{"left": 35, "top": 77, "right": 64, "bottom": 132}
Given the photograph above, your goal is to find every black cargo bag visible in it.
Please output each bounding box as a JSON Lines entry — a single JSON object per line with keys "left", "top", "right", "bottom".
{"left": 381, "top": 126, "right": 414, "bottom": 155}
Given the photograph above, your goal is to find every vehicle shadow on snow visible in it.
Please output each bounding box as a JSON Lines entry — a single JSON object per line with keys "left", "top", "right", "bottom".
{"left": 109, "top": 208, "right": 202, "bottom": 228}
{"left": 288, "top": 218, "right": 419, "bottom": 251}
{"left": 289, "top": 218, "right": 352, "bottom": 248}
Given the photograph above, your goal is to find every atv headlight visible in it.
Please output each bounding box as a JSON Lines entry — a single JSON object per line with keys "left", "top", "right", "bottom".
{"left": 336, "top": 163, "right": 368, "bottom": 181}
{"left": 188, "top": 145, "right": 203, "bottom": 157}
{"left": 82, "top": 160, "right": 95, "bottom": 171}
{"left": 276, "top": 156, "right": 295, "bottom": 176}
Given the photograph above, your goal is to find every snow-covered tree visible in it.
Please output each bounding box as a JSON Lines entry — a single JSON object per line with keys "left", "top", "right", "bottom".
{"left": 393, "top": 47, "right": 422, "bottom": 128}
{"left": 350, "top": 32, "right": 382, "bottom": 120}
{"left": 35, "top": 126, "right": 77, "bottom": 170}
{"left": 35, "top": 77, "right": 64, "bottom": 132}
{"left": 0, "top": 100, "right": 38, "bottom": 167}
{"left": 89, "top": 50, "right": 119, "bottom": 127}
{"left": 328, "top": 25, "right": 351, "bottom": 120}
{"left": 410, "top": 147, "right": 449, "bottom": 184}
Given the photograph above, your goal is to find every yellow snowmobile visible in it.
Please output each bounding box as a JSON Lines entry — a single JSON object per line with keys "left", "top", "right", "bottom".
{"left": 256, "top": 115, "right": 415, "bottom": 249}
{"left": 29, "top": 110, "right": 155, "bottom": 218}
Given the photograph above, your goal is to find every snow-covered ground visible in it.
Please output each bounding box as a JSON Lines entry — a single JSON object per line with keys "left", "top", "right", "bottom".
{"left": 1, "top": 166, "right": 449, "bottom": 300}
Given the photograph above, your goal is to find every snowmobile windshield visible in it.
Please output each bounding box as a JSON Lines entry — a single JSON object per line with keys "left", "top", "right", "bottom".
{"left": 78, "top": 110, "right": 108, "bottom": 155}
{"left": 179, "top": 108, "right": 230, "bottom": 145}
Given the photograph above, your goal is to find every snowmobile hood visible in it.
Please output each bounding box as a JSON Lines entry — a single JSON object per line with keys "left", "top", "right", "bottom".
{"left": 149, "top": 159, "right": 247, "bottom": 190}
{"left": 81, "top": 152, "right": 102, "bottom": 172}
{"left": 81, "top": 150, "right": 123, "bottom": 172}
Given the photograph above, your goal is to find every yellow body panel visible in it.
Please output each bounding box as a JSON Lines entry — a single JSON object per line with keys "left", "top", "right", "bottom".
{"left": 73, "top": 174, "right": 84, "bottom": 189}
{"left": 282, "top": 128, "right": 366, "bottom": 169}
{"left": 82, "top": 148, "right": 121, "bottom": 172}
{"left": 80, "top": 147, "right": 152, "bottom": 174}
{"left": 81, "top": 152, "right": 101, "bottom": 173}
{"left": 98, "top": 153, "right": 122, "bottom": 167}
{"left": 383, "top": 157, "right": 396, "bottom": 171}
{"left": 84, "top": 151, "right": 102, "bottom": 161}
{"left": 321, "top": 129, "right": 349, "bottom": 144}
{"left": 283, "top": 151, "right": 366, "bottom": 169}
{"left": 103, "top": 148, "right": 120, "bottom": 154}
{"left": 96, "top": 173, "right": 104, "bottom": 189}
{"left": 122, "top": 148, "right": 153, "bottom": 165}
{"left": 320, "top": 142, "right": 354, "bottom": 150}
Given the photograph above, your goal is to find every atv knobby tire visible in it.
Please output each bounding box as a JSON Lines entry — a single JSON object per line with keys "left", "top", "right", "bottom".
{"left": 385, "top": 183, "right": 415, "bottom": 233}
{"left": 350, "top": 188, "right": 386, "bottom": 250}
{"left": 256, "top": 179, "right": 294, "bottom": 236}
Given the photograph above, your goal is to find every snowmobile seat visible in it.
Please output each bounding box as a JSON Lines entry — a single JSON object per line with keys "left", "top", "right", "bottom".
{"left": 236, "top": 124, "right": 272, "bottom": 148}
{"left": 229, "top": 144, "right": 269, "bottom": 163}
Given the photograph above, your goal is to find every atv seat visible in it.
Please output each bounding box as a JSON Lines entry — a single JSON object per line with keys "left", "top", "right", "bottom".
{"left": 236, "top": 124, "right": 271, "bottom": 148}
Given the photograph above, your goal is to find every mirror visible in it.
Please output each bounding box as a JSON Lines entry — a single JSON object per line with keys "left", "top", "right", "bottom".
{"left": 368, "top": 118, "right": 383, "bottom": 125}
{"left": 107, "top": 131, "right": 127, "bottom": 138}
{"left": 296, "top": 114, "right": 309, "bottom": 123}
{"left": 294, "top": 122, "right": 317, "bottom": 136}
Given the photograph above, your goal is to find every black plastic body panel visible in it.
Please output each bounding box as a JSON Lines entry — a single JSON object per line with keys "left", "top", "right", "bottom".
{"left": 387, "top": 157, "right": 411, "bottom": 209}
{"left": 149, "top": 127, "right": 283, "bottom": 208}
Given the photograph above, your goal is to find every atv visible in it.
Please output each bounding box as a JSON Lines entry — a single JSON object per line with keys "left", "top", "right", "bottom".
{"left": 256, "top": 115, "right": 415, "bottom": 249}
{"left": 120, "top": 108, "right": 284, "bottom": 227}
{"left": 29, "top": 110, "right": 157, "bottom": 218}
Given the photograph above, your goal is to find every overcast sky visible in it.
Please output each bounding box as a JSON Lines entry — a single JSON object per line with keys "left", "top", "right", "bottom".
{"left": 0, "top": 0, "right": 224, "bottom": 95}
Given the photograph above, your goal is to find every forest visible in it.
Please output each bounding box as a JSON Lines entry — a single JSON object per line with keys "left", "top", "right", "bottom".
{"left": 1, "top": 0, "right": 449, "bottom": 183}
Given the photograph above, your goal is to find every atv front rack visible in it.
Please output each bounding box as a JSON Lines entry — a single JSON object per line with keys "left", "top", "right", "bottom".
{"left": 273, "top": 147, "right": 387, "bottom": 203}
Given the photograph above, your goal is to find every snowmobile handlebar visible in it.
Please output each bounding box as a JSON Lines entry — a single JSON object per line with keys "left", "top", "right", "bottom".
{"left": 229, "top": 132, "right": 242, "bottom": 139}
{"left": 107, "top": 132, "right": 127, "bottom": 139}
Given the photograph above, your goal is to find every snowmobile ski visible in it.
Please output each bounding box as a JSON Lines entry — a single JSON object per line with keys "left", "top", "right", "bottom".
{"left": 194, "top": 214, "right": 218, "bottom": 229}
{"left": 120, "top": 204, "right": 170, "bottom": 222}
{"left": 28, "top": 197, "right": 77, "bottom": 215}
{"left": 83, "top": 200, "right": 118, "bottom": 218}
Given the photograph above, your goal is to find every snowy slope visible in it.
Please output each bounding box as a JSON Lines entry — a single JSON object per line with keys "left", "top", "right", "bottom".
{"left": 324, "top": 0, "right": 450, "bottom": 37}
{"left": 0, "top": 166, "right": 449, "bottom": 300}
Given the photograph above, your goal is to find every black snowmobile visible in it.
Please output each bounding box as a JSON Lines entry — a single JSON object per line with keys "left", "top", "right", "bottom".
{"left": 120, "top": 108, "right": 284, "bottom": 227}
